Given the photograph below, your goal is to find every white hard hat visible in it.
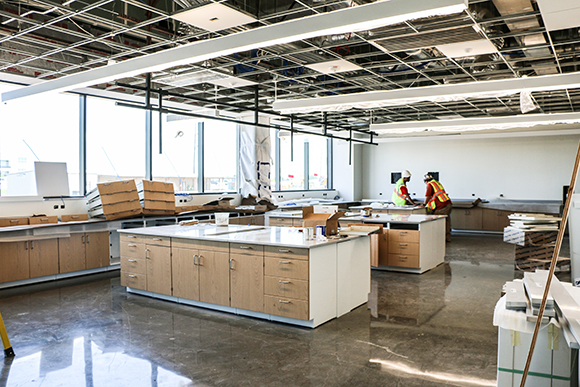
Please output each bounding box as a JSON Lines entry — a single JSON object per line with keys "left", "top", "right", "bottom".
{"left": 402, "top": 170, "right": 412, "bottom": 178}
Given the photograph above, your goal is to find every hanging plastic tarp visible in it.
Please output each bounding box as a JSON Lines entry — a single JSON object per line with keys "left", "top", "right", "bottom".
{"left": 520, "top": 90, "right": 538, "bottom": 113}
{"left": 239, "top": 116, "right": 272, "bottom": 201}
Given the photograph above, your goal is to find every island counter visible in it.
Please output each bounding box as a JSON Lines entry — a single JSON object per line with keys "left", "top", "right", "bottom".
{"left": 119, "top": 224, "right": 370, "bottom": 328}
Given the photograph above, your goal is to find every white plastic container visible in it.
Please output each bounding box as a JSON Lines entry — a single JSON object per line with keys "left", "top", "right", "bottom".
{"left": 215, "top": 213, "right": 229, "bottom": 226}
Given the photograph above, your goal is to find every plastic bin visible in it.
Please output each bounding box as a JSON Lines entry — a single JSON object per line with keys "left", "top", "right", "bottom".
{"left": 215, "top": 213, "right": 229, "bottom": 226}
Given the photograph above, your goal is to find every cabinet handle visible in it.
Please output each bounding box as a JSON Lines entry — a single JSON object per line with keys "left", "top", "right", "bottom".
{"left": 279, "top": 261, "right": 291, "bottom": 264}
{"left": 239, "top": 246, "right": 251, "bottom": 250}
{"left": 25, "top": 241, "right": 28, "bottom": 250}
{"left": 229, "top": 258, "right": 234, "bottom": 270}
{"left": 153, "top": 238, "right": 162, "bottom": 241}
{"left": 399, "top": 231, "right": 407, "bottom": 235}
{"left": 82, "top": 235, "right": 85, "bottom": 244}
{"left": 399, "top": 243, "right": 407, "bottom": 247}
{"left": 127, "top": 244, "right": 137, "bottom": 247}
{"left": 198, "top": 255, "right": 203, "bottom": 266}
{"left": 279, "top": 280, "right": 291, "bottom": 284}
{"left": 10, "top": 220, "right": 18, "bottom": 223}
{"left": 127, "top": 235, "right": 136, "bottom": 238}
{"left": 128, "top": 259, "right": 136, "bottom": 262}
{"left": 71, "top": 216, "right": 80, "bottom": 219}
{"left": 145, "top": 249, "right": 150, "bottom": 259}
{"left": 278, "top": 300, "right": 291, "bottom": 304}
{"left": 128, "top": 275, "right": 136, "bottom": 278}
{"left": 31, "top": 241, "right": 34, "bottom": 249}
{"left": 86, "top": 235, "right": 90, "bottom": 243}
{"left": 193, "top": 254, "right": 198, "bottom": 265}
{"left": 399, "top": 256, "right": 407, "bottom": 260}
{"left": 278, "top": 249, "right": 290, "bottom": 253}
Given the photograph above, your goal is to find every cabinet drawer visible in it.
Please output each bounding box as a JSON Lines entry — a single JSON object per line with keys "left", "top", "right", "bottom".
{"left": 292, "top": 219, "right": 303, "bottom": 227}
{"left": 230, "top": 243, "right": 263, "bottom": 256}
{"left": 143, "top": 236, "right": 171, "bottom": 247}
{"left": 387, "top": 253, "right": 420, "bottom": 269}
{"left": 264, "top": 246, "right": 309, "bottom": 261}
{"left": 264, "top": 276, "right": 309, "bottom": 300}
{"left": 264, "top": 295, "right": 309, "bottom": 320}
{"left": 120, "top": 271, "right": 147, "bottom": 290}
{"left": 269, "top": 217, "right": 294, "bottom": 226}
{"left": 264, "top": 257, "right": 308, "bottom": 280}
{"left": 388, "top": 241, "right": 419, "bottom": 255}
{"left": 388, "top": 230, "right": 419, "bottom": 244}
{"left": 121, "top": 256, "right": 146, "bottom": 274}
{"left": 120, "top": 241, "right": 145, "bottom": 259}
{"left": 0, "top": 217, "right": 29, "bottom": 227}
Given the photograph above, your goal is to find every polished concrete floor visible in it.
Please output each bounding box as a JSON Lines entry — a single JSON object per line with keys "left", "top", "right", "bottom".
{"left": 0, "top": 234, "right": 570, "bottom": 387}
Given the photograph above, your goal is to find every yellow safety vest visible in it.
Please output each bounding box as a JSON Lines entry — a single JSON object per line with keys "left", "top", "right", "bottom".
{"left": 426, "top": 180, "right": 450, "bottom": 210}
{"left": 392, "top": 178, "right": 408, "bottom": 205}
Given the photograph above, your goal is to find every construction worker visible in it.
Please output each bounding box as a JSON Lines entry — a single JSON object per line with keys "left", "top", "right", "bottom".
{"left": 423, "top": 174, "right": 452, "bottom": 242}
{"left": 392, "top": 170, "right": 416, "bottom": 206}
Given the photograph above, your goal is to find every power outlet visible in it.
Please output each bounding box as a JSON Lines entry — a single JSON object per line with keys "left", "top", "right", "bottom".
{"left": 53, "top": 205, "right": 58, "bottom": 209}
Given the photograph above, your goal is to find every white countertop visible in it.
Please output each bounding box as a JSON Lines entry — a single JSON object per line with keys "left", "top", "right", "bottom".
{"left": 346, "top": 214, "right": 446, "bottom": 224}
{"left": 349, "top": 204, "right": 423, "bottom": 211}
{"left": 118, "top": 224, "right": 362, "bottom": 248}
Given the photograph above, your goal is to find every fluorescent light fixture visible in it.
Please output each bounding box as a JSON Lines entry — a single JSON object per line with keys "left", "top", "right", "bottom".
{"left": 436, "top": 39, "right": 497, "bottom": 58}
{"left": 273, "top": 71, "right": 580, "bottom": 114}
{"left": 173, "top": 3, "right": 258, "bottom": 32}
{"left": 209, "top": 76, "right": 256, "bottom": 88}
{"left": 155, "top": 69, "right": 230, "bottom": 87}
{"left": 2, "top": 0, "right": 468, "bottom": 102}
{"left": 370, "top": 112, "right": 580, "bottom": 134}
{"left": 305, "top": 59, "right": 363, "bottom": 74}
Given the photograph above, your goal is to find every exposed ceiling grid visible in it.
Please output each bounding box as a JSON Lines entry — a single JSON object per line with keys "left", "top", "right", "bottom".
{"left": 1, "top": 0, "right": 580, "bottom": 137}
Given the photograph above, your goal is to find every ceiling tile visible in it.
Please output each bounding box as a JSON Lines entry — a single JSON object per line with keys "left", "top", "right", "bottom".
{"left": 305, "top": 59, "right": 363, "bottom": 74}
{"left": 173, "top": 3, "right": 257, "bottom": 32}
{"left": 436, "top": 39, "right": 497, "bottom": 58}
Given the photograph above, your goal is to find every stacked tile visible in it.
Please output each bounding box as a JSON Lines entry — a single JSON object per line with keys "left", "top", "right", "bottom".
{"left": 137, "top": 180, "right": 176, "bottom": 216}
{"left": 86, "top": 180, "right": 143, "bottom": 220}
{"left": 523, "top": 271, "right": 555, "bottom": 318}
{"left": 503, "top": 213, "right": 567, "bottom": 272}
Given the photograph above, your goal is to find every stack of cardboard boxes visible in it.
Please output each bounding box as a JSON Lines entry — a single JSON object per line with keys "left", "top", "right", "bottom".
{"left": 87, "top": 180, "right": 143, "bottom": 220}
{"left": 137, "top": 180, "right": 176, "bottom": 216}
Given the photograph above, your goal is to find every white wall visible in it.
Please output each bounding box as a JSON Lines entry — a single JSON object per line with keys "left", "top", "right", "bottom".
{"left": 333, "top": 140, "right": 362, "bottom": 201}
{"left": 362, "top": 134, "right": 580, "bottom": 201}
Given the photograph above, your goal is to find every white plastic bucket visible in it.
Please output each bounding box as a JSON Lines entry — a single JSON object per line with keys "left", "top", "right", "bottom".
{"left": 215, "top": 213, "right": 229, "bottom": 226}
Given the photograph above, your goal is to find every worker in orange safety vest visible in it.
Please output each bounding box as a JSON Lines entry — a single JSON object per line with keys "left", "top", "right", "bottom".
{"left": 423, "top": 174, "right": 452, "bottom": 242}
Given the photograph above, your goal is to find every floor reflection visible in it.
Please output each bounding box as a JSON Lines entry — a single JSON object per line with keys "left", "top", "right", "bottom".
{"left": 0, "top": 235, "right": 519, "bottom": 386}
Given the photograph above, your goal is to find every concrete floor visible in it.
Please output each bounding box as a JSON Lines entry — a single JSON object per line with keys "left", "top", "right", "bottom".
{"left": 0, "top": 234, "right": 571, "bottom": 387}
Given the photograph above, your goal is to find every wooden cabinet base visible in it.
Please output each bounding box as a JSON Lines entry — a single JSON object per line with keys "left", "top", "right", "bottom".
{"left": 264, "top": 295, "right": 308, "bottom": 320}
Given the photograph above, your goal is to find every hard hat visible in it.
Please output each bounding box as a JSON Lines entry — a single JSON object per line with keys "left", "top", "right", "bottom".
{"left": 424, "top": 174, "right": 433, "bottom": 181}
{"left": 402, "top": 170, "right": 412, "bottom": 178}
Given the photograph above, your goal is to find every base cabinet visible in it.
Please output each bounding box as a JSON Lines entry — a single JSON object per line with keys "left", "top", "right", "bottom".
{"left": 29, "top": 239, "right": 59, "bottom": 278}
{"left": 0, "top": 241, "right": 30, "bottom": 283}
{"left": 230, "top": 251, "right": 264, "bottom": 313}
{"left": 451, "top": 207, "right": 483, "bottom": 230}
{"left": 59, "top": 232, "right": 110, "bottom": 274}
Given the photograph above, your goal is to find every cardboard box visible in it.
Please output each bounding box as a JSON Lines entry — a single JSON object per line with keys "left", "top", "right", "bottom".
{"left": 137, "top": 180, "right": 174, "bottom": 193}
{"left": 60, "top": 214, "right": 89, "bottom": 222}
{"left": 29, "top": 215, "right": 58, "bottom": 225}
{"left": 175, "top": 205, "right": 202, "bottom": 214}
{"left": 504, "top": 227, "right": 558, "bottom": 247}
{"left": 0, "top": 217, "right": 29, "bottom": 227}
{"left": 302, "top": 206, "right": 345, "bottom": 236}
{"left": 137, "top": 180, "right": 176, "bottom": 216}
{"left": 86, "top": 180, "right": 143, "bottom": 220}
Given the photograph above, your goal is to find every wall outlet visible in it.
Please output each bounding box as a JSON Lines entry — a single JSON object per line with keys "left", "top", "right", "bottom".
{"left": 53, "top": 205, "right": 58, "bottom": 209}
{"left": 60, "top": 204, "right": 65, "bottom": 209}
{"left": 379, "top": 192, "right": 382, "bottom": 196}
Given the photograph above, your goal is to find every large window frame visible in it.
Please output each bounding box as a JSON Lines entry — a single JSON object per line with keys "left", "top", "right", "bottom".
{"left": 0, "top": 82, "right": 333, "bottom": 197}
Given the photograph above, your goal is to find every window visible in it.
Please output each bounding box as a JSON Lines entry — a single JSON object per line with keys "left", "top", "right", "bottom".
{"left": 0, "top": 82, "right": 79, "bottom": 196}
{"left": 308, "top": 136, "right": 328, "bottom": 189}
{"left": 203, "top": 120, "right": 237, "bottom": 192}
{"left": 152, "top": 115, "right": 199, "bottom": 193}
{"left": 279, "top": 134, "right": 305, "bottom": 190}
{"left": 86, "top": 97, "right": 146, "bottom": 193}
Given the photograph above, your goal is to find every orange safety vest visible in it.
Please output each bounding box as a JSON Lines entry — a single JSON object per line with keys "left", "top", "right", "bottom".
{"left": 426, "top": 180, "right": 450, "bottom": 210}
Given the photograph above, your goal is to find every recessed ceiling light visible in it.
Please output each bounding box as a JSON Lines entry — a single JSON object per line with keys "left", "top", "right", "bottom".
{"left": 305, "top": 59, "right": 363, "bottom": 74}
{"left": 436, "top": 39, "right": 497, "bottom": 58}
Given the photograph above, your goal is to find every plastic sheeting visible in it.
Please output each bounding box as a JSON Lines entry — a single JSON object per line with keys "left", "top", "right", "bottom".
{"left": 239, "top": 116, "right": 272, "bottom": 200}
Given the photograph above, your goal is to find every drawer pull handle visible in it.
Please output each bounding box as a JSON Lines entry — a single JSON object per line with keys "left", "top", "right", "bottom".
{"left": 399, "top": 231, "right": 407, "bottom": 234}
{"left": 127, "top": 244, "right": 137, "bottom": 247}
{"left": 399, "top": 243, "right": 407, "bottom": 247}
{"left": 153, "top": 238, "right": 162, "bottom": 241}
{"left": 278, "top": 249, "right": 290, "bottom": 253}
{"left": 193, "top": 255, "right": 198, "bottom": 265}
{"left": 399, "top": 256, "right": 407, "bottom": 259}
{"left": 31, "top": 241, "right": 34, "bottom": 249}
{"left": 279, "top": 280, "right": 291, "bottom": 284}
{"left": 127, "top": 235, "right": 136, "bottom": 238}
{"left": 145, "top": 249, "right": 150, "bottom": 259}
{"left": 239, "top": 246, "right": 251, "bottom": 250}
{"left": 25, "top": 241, "right": 28, "bottom": 250}
{"left": 198, "top": 255, "right": 203, "bottom": 266}
{"left": 71, "top": 216, "right": 80, "bottom": 219}
{"left": 279, "top": 261, "right": 291, "bottom": 264}
{"left": 278, "top": 300, "right": 291, "bottom": 304}
{"left": 10, "top": 220, "right": 18, "bottom": 223}
{"left": 128, "top": 275, "right": 136, "bottom": 278}
{"left": 128, "top": 259, "right": 136, "bottom": 262}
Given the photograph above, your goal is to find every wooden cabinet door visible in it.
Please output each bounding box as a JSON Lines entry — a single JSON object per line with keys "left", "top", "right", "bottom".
{"left": 450, "top": 208, "right": 482, "bottom": 230}
{"left": 29, "top": 239, "right": 59, "bottom": 278}
{"left": 198, "top": 250, "right": 230, "bottom": 307}
{"left": 85, "top": 232, "right": 110, "bottom": 269}
{"left": 58, "top": 234, "right": 86, "bottom": 273}
{"left": 230, "top": 253, "right": 264, "bottom": 312}
{"left": 146, "top": 245, "right": 172, "bottom": 296}
{"left": 0, "top": 241, "right": 29, "bottom": 283}
{"left": 172, "top": 247, "right": 199, "bottom": 300}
